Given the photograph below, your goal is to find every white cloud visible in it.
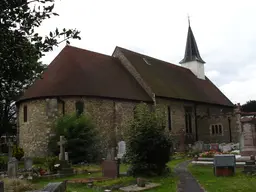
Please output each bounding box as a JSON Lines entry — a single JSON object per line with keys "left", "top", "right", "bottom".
{"left": 38, "top": 0, "right": 256, "bottom": 104}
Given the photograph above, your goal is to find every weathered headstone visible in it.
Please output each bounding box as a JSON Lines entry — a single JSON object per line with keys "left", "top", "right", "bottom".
{"left": 117, "top": 141, "right": 126, "bottom": 159}
{"left": 102, "top": 148, "right": 120, "bottom": 178}
{"left": 8, "top": 157, "right": 18, "bottom": 178}
{"left": 241, "top": 121, "right": 256, "bottom": 156}
{"left": 178, "top": 129, "right": 185, "bottom": 152}
{"left": 222, "top": 144, "right": 232, "bottom": 153}
{"left": 193, "top": 141, "right": 204, "bottom": 152}
{"left": 7, "top": 139, "right": 13, "bottom": 160}
{"left": 0, "top": 181, "right": 4, "bottom": 192}
{"left": 28, "top": 181, "right": 67, "bottom": 192}
{"left": 210, "top": 143, "right": 219, "bottom": 151}
{"left": 203, "top": 144, "right": 211, "bottom": 151}
{"left": 24, "top": 157, "right": 33, "bottom": 170}
{"left": 58, "top": 136, "right": 67, "bottom": 161}
{"left": 65, "top": 152, "right": 69, "bottom": 161}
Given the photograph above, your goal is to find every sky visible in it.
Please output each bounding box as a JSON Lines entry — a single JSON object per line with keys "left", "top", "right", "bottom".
{"left": 37, "top": 0, "right": 256, "bottom": 105}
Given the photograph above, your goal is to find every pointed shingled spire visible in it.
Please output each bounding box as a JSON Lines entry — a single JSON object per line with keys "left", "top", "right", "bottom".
{"left": 179, "top": 24, "right": 205, "bottom": 64}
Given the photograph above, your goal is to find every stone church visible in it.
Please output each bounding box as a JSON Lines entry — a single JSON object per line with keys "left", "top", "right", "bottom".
{"left": 16, "top": 24, "right": 239, "bottom": 157}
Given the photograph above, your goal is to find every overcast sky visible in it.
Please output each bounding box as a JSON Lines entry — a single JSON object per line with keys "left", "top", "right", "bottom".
{"left": 38, "top": 0, "right": 256, "bottom": 105}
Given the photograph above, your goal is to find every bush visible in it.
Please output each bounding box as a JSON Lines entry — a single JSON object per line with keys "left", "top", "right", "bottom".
{"left": 48, "top": 113, "right": 101, "bottom": 164}
{"left": 44, "top": 156, "right": 59, "bottom": 173}
{"left": 125, "top": 103, "right": 172, "bottom": 176}
{"left": 12, "top": 145, "right": 24, "bottom": 160}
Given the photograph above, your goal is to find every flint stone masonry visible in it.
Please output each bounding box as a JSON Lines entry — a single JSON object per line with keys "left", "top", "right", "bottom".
{"left": 18, "top": 97, "right": 137, "bottom": 157}
{"left": 18, "top": 95, "right": 238, "bottom": 157}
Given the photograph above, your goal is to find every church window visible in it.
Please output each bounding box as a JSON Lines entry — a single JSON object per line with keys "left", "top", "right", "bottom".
{"left": 185, "top": 107, "right": 192, "bottom": 134}
{"left": 75, "top": 101, "right": 84, "bottom": 116}
{"left": 23, "top": 105, "right": 27, "bottom": 122}
{"left": 167, "top": 106, "right": 172, "bottom": 131}
{"left": 211, "top": 124, "right": 223, "bottom": 136}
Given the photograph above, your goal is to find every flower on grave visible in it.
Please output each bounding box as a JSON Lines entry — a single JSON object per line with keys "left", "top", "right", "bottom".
{"left": 54, "top": 164, "right": 60, "bottom": 167}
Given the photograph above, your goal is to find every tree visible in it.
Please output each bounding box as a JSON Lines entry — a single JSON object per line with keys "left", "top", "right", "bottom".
{"left": 125, "top": 103, "right": 172, "bottom": 176}
{"left": 241, "top": 100, "right": 256, "bottom": 113}
{"left": 48, "top": 113, "right": 101, "bottom": 164}
{"left": 0, "top": 0, "right": 81, "bottom": 136}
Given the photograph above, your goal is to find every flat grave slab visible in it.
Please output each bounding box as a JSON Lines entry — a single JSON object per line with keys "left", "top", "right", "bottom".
{"left": 120, "top": 183, "right": 161, "bottom": 192}
{"left": 67, "top": 177, "right": 111, "bottom": 184}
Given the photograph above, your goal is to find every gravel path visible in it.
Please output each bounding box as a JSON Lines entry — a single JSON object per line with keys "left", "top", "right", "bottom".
{"left": 174, "top": 160, "right": 205, "bottom": 192}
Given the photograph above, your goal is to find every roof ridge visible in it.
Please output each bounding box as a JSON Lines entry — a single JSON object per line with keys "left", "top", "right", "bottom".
{"left": 115, "top": 46, "right": 193, "bottom": 72}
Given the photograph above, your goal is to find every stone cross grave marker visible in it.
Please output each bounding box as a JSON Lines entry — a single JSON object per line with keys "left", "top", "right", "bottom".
{"left": 7, "top": 139, "right": 13, "bottom": 160}
{"left": 24, "top": 157, "right": 33, "bottom": 170}
{"left": 58, "top": 136, "right": 67, "bottom": 161}
{"left": 117, "top": 141, "right": 126, "bottom": 159}
{"left": 8, "top": 157, "right": 18, "bottom": 178}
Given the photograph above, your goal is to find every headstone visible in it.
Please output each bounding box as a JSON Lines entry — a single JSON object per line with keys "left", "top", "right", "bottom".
{"left": 65, "top": 152, "right": 69, "bottom": 161}
{"left": 222, "top": 144, "right": 232, "bottom": 153}
{"left": 28, "top": 181, "right": 67, "bottom": 192}
{"left": 193, "top": 141, "right": 204, "bottom": 152}
{"left": 106, "top": 148, "right": 115, "bottom": 160}
{"left": 102, "top": 148, "right": 120, "bottom": 178}
{"left": 241, "top": 122, "right": 256, "bottom": 156}
{"left": 58, "top": 136, "right": 67, "bottom": 161}
{"left": 7, "top": 157, "right": 18, "bottom": 178}
{"left": 24, "top": 157, "right": 33, "bottom": 170}
{"left": 7, "top": 139, "right": 13, "bottom": 160}
{"left": 203, "top": 144, "right": 211, "bottom": 151}
{"left": 210, "top": 143, "right": 219, "bottom": 151}
{"left": 0, "top": 181, "right": 3, "bottom": 192}
{"left": 178, "top": 129, "right": 185, "bottom": 152}
{"left": 117, "top": 141, "right": 126, "bottom": 159}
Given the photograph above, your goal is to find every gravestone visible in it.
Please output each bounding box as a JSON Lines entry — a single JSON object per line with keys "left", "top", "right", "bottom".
{"left": 193, "top": 141, "right": 204, "bottom": 152}
{"left": 58, "top": 136, "right": 67, "bottom": 161}
{"left": 0, "top": 181, "right": 3, "bottom": 192}
{"left": 7, "top": 139, "right": 13, "bottom": 160}
{"left": 102, "top": 147, "right": 120, "bottom": 178}
{"left": 8, "top": 157, "right": 18, "bottom": 178}
{"left": 240, "top": 121, "right": 256, "bottom": 156}
{"left": 65, "top": 152, "right": 69, "bottom": 161}
{"left": 24, "top": 157, "right": 33, "bottom": 170}
{"left": 57, "top": 136, "right": 73, "bottom": 176}
{"left": 210, "top": 143, "right": 219, "bottom": 151}
{"left": 203, "top": 144, "right": 211, "bottom": 151}
{"left": 222, "top": 144, "right": 232, "bottom": 153}
{"left": 117, "top": 141, "right": 126, "bottom": 159}
{"left": 28, "top": 181, "right": 67, "bottom": 192}
{"left": 178, "top": 129, "right": 185, "bottom": 152}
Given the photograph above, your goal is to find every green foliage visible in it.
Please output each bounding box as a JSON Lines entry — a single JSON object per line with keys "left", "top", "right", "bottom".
{"left": 12, "top": 145, "right": 24, "bottom": 160}
{"left": 0, "top": 0, "right": 81, "bottom": 136}
{"left": 241, "top": 100, "right": 256, "bottom": 112}
{"left": 44, "top": 156, "right": 59, "bottom": 173}
{"left": 33, "top": 157, "right": 46, "bottom": 165}
{"left": 125, "top": 103, "right": 172, "bottom": 176}
{"left": 48, "top": 113, "right": 101, "bottom": 164}
{"left": 0, "top": 156, "right": 8, "bottom": 164}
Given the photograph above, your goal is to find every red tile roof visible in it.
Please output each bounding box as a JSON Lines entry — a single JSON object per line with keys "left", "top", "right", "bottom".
{"left": 17, "top": 45, "right": 152, "bottom": 102}
{"left": 115, "top": 47, "right": 234, "bottom": 107}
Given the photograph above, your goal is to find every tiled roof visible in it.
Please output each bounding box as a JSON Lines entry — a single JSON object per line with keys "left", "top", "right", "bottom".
{"left": 17, "top": 45, "right": 152, "bottom": 102}
{"left": 115, "top": 47, "right": 234, "bottom": 107}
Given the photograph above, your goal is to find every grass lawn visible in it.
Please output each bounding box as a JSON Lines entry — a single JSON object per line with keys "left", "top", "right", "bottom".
{"left": 33, "top": 158, "right": 189, "bottom": 192}
{"left": 189, "top": 164, "right": 256, "bottom": 192}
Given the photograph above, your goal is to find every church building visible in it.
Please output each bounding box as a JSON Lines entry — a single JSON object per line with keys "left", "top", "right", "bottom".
{"left": 16, "top": 24, "right": 239, "bottom": 157}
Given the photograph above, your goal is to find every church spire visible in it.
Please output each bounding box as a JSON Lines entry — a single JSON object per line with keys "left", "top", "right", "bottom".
{"left": 179, "top": 23, "right": 205, "bottom": 64}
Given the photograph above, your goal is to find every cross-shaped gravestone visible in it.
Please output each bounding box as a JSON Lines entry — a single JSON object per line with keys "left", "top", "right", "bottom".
{"left": 7, "top": 139, "right": 13, "bottom": 160}
{"left": 58, "top": 136, "right": 67, "bottom": 161}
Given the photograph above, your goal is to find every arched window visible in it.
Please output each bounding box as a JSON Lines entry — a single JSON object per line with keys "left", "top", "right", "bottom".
{"left": 23, "top": 105, "right": 28, "bottom": 122}
{"left": 75, "top": 101, "right": 84, "bottom": 116}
